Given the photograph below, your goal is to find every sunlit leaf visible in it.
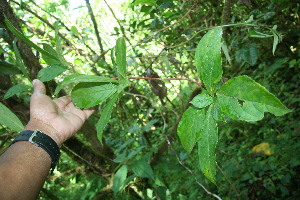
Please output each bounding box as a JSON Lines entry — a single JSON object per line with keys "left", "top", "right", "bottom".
{"left": 134, "top": 0, "right": 156, "bottom": 6}
{"left": 71, "top": 26, "right": 79, "bottom": 35}
{"left": 55, "top": 21, "right": 70, "bottom": 68}
{"left": 54, "top": 74, "right": 118, "bottom": 95}
{"left": 115, "top": 37, "right": 127, "bottom": 84}
{"left": 0, "top": 102, "right": 24, "bottom": 132}
{"left": 252, "top": 142, "right": 273, "bottom": 156}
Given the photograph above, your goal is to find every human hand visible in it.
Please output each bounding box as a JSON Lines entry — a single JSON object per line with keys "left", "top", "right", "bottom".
{"left": 25, "top": 79, "right": 94, "bottom": 146}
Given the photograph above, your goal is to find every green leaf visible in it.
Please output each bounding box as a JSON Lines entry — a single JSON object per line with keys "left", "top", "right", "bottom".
{"left": 236, "top": 44, "right": 258, "bottom": 66}
{"left": 190, "top": 92, "right": 213, "bottom": 109}
{"left": 127, "top": 146, "right": 145, "bottom": 160}
{"left": 221, "top": 43, "right": 231, "bottom": 65}
{"left": 159, "top": 2, "right": 175, "bottom": 9}
{"left": 115, "top": 37, "right": 127, "bottom": 84}
{"left": 134, "top": 0, "right": 156, "bottom": 6}
{"left": 211, "top": 99, "right": 225, "bottom": 122}
{"left": 42, "top": 44, "right": 61, "bottom": 66}
{"left": 71, "top": 26, "right": 79, "bottom": 35}
{"left": 96, "top": 93, "right": 118, "bottom": 143}
{"left": 198, "top": 105, "right": 218, "bottom": 184}
{"left": 0, "top": 60, "right": 22, "bottom": 75}
{"left": 5, "top": 18, "right": 58, "bottom": 61}
{"left": 38, "top": 65, "right": 67, "bottom": 82}
{"left": 55, "top": 22, "right": 70, "bottom": 68}
{"left": 4, "top": 83, "right": 31, "bottom": 99}
{"left": 265, "top": 58, "right": 289, "bottom": 74}
{"left": 115, "top": 138, "right": 135, "bottom": 154}
{"left": 0, "top": 102, "right": 24, "bottom": 132}
{"left": 113, "top": 165, "right": 128, "bottom": 196}
{"left": 71, "top": 83, "right": 117, "bottom": 108}
{"left": 54, "top": 74, "right": 118, "bottom": 95}
{"left": 177, "top": 107, "right": 206, "bottom": 153}
{"left": 272, "top": 33, "right": 279, "bottom": 55}
{"left": 217, "top": 76, "right": 291, "bottom": 122}
{"left": 13, "top": 39, "right": 30, "bottom": 80}
{"left": 131, "top": 159, "right": 154, "bottom": 179}
{"left": 195, "top": 27, "right": 223, "bottom": 95}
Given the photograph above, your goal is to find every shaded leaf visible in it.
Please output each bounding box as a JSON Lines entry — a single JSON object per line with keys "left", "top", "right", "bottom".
{"left": 177, "top": 107, "right": 206, "bottom": 153}
{"left": 159, "top": 2, "right": 175, "bottom": 9}
{"left": 131, "top": 159, "right": 154, "bottom": 179}
{"left": 195, "top": 27, "right": 223, "bottom": 95}
{"left": 96, "top": 93, "right": 118, "bottom": 143}
{"left": 112, "top": 165, "right": 128, "bottom": 196}
{"left": 221, "top": 43, "right": 231, "bottom": 65}
{"left": 0, "top": 60, "right": 22, "bottom": 75}
{"left": 236, "top": 44, "right": 258, "bottom": 66}
{"left": 54, "top": 74, "right": 118, "bottom": 95}
{"left": 38, "top": 65, "right": 67, "bottom": 82}
{"left": 211, "top": 99, "right": 225, "bottom": 122}
{"left": 4, "top": 83, "right": 31, "bottom": 99}
{"left": 115, "top": 138, "right": 135, "bottom": 154}
{"left": 217, "top": 76, "right": 291, "bottom": 122}
{"left": 198, "top": 105, "right": 218, "bottom": 184}
{"left": 42, "top": 44, "right": 62, "bottom": 66}
{"left": 266, "top": 58, "right": 289, "bottom": 74}
{"left": 13, "top": 39, "right": 30, "bottom": 80}
{"left": 0, "top": 102, "right": 24, "bottom": 132}
{"left": 127, "top": 146, "right": 145, "bottom": 160}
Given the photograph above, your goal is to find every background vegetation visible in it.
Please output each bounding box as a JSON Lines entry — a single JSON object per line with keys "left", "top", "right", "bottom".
{"left": 0, "top": 0, "right": 299, "bottom": 199}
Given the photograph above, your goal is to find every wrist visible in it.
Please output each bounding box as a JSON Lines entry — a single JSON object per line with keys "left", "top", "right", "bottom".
{"left": 25, "top": 121, "right": 63, "bottom": 147}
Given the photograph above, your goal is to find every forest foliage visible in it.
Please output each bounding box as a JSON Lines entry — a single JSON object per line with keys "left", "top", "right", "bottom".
{"left": 0, "top": 0, "right": 299, "bottom": 199}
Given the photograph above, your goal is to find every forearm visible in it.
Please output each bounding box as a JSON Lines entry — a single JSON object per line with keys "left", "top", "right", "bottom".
{"left": 0, "top": 79, "right": 93, "bottom": 199}
{"left": 0, "top": 141, "right": 51, "bottom": 200}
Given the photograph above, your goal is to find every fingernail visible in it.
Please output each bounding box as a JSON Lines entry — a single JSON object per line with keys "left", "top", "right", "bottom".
{"left": 32, "top": 79, "right": 37, "bottom": 86}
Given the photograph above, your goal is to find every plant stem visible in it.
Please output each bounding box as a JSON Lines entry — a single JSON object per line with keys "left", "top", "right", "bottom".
{"left": 113, "top": 76, "right": 202, "bottom": 87}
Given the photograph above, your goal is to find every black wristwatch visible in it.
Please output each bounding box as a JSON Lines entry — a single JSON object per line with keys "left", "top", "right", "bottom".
{"left": 10, "top": 130, "right": 60, "bottom": 174}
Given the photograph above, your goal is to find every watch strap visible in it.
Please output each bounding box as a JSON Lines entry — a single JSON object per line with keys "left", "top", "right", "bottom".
{"left": 10, "top": 130, "right": 60, "bottom": 174}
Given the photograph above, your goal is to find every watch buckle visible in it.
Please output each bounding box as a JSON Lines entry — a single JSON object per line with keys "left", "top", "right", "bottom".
{"left": 28, "top": 130, "right": 39, "bottom": 143}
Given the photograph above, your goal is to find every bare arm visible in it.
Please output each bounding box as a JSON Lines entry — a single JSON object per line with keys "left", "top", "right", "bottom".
{"left": 0, "top": 79, "right": 94, "bottom": 200}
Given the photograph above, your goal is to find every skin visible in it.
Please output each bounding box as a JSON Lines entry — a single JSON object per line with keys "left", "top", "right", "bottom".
{"left": 0, "top": 79, "right": 94, "bottom": 200}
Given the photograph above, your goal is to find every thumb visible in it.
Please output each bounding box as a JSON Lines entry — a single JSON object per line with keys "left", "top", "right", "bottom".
{"left": 33, "top": 79, "right": 46, "bottom": 95}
